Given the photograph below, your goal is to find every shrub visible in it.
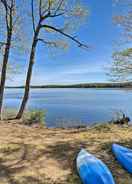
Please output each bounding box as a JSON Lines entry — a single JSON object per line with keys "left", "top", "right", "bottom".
{"left": 23, "top": 110, "right": 46, "bottom": 126}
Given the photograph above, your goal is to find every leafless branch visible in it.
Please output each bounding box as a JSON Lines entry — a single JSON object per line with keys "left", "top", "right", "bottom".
{"left": 49, "top": 12, "right": 65, "bottom": 17}
{"left": 40, "top": 1, "right": 49, "bottom": 17}
{"left": 48, "top": 0, "right": 51, "bottom": 14}
{"left": 40, "top": 0, "right": 65, "bottom": 19}
{"left": 41, "top": 24, "right": 90, "bottom": 49}
{"left": 37, "top": 38, "right": 58, "bottom": 47}
{"left": 54, "top": 0, "right": 65, "bottom": 14}
{"left": 40, "top": 11, "right": 64, "bottom": 22}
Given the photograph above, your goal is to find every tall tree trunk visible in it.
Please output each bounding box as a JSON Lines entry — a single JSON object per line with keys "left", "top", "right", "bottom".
{"left": 16, "top": 27, "right": 40, "bottom": 119}
{"left": 0, "top": 33, "right": 12, "bottom": 120}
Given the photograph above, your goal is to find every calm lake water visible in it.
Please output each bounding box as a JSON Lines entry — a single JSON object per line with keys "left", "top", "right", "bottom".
{"left": 4, "top": 88, "right": 132, "bottom": 127}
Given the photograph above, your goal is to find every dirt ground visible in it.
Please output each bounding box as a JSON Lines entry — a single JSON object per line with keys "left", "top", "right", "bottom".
{"left": 0, "top": 121, "right": 132, "bottom": 184}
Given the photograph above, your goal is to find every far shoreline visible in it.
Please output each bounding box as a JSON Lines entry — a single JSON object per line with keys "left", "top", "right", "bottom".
{"left": 5, "top": 82, "right": 132, "bottom": 89}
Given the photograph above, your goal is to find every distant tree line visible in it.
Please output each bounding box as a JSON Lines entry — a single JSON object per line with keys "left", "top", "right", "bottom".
{"left": 5, "top": 82, "right": 132, "bottom": 89}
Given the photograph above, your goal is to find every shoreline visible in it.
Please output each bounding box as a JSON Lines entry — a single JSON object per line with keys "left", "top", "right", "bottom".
{"left": 0, "top": 121, "right": 132, "bottom": 184}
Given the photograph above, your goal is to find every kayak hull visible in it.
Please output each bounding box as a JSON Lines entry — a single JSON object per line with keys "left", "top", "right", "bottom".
{"left": 112, "top": 144, "right": 132, "bottom": 173}
{"left": 76, "top": 149, "right": 115, "bottom": 184}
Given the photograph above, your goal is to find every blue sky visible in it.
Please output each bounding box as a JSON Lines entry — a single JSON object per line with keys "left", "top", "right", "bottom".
{"left": 7, "top": 0, "right": 119, "bottom": 86}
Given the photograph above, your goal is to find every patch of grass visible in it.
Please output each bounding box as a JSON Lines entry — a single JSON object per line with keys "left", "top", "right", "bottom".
{"left": 23, "top": 110, "right": 46, "bottom": 126}
{"left": 91, "top": 123, "right": 113, "bottom": 132}
{"left": 2, "top": 108, "right": 46, "bottom": 126}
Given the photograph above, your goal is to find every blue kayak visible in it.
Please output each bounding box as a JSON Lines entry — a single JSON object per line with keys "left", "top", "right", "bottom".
{"left": 112, "top": 144, "right": 132, "bottom": 173}
{"left": 76, "top": 149, "right": 115, "bottom": 184}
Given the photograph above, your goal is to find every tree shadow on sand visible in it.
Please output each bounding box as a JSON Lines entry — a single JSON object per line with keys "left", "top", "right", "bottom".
{"left": 0, "top": 143, "right": 47, "bottom": 184}
{"left": 0, "top": 137, "right": 132, "bottom": 184}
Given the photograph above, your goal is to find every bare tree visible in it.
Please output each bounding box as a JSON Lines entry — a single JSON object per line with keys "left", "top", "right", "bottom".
{"left": 0, "top": 0, "right": 27, "bottom": 120}
{"left": 0, "top": 0, "right": 16, "bottom": 120}
{"left": 109, "top": 0, "right": 132, "bottom": 81}
{"left": 16, "top": 0, "right": 90, "bottom": 119}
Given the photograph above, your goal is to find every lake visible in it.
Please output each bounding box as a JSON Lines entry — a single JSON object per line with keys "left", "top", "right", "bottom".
{"left": 4, "top": 88, "right": 132, "bottom": 127}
